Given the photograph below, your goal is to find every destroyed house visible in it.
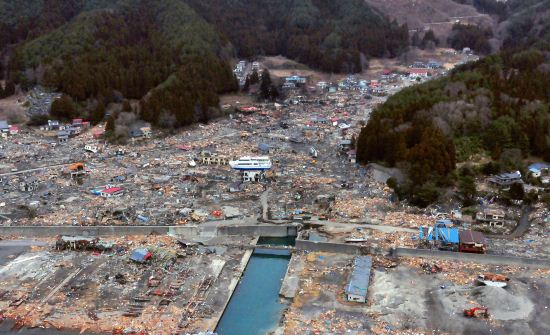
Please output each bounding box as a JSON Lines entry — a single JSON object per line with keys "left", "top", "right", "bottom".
{"left": 20, "top": 176, "right": 39, "bottom": 192}
{"left": 129, "top": 128, "right": 144, "bottom": 138}
{"left": 57, "top": 130, "right": 70, "bottom": 143}
{"left": 339, "top": 139, "right": 352, "bottom": 151}
{"left": 475, "top": 208, "right": 506, "bottom": 227}
{"left": 346, "top": 256, "right": 372, "bottom": 303}
{"left": 55, "top": 236, "right": 112, "bottom": 251}
{"left": 488, "top": 171, "right": 522, "bottom": 186}
{"left": 528, "top": 163, "right": 550, "bottom": 177}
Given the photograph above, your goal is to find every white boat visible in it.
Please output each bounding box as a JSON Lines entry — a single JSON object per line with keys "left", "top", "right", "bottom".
{"left": 229, "top": 156, "right": 272, "bottom": 171}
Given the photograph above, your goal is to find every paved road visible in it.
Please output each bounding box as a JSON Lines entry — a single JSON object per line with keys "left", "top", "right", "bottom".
{"left": 0, "top": 239, "right": 48, "bottom": 267}
{"left": 0, "top": 162, "right": 72, "bottom": 177}
{"left": 260, "top": 187, "right": 271, "bottom": 221}
{"left": 487, "top": 206, "right": 532, "bottom": 240}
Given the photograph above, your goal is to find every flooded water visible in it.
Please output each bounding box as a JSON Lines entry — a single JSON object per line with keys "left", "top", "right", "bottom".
{"left": 215, "top": 238, "right": 292, "bottom": 335}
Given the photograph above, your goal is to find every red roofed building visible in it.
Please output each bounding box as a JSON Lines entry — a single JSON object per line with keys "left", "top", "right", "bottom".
{"left": 92, "top": 129, "right": 104, "bottom": 139}
{"left": 408, "top": 68, "right": 429, "bottom": 79}
{"left": 9, "top": 125, "right": 19, "bottom": 135}
{"left": 100, "top": 187, "right": 124, "bottom": 198}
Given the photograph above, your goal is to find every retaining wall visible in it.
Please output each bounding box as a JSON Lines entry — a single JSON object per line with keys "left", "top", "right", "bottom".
{"left": 217, "top": 224, "right": 297, "bottom": 237}
{"left": 0, "top": 226, "right": 196, "bottom": 238}
{"left": 394, "top": 247, "right": 550, "bottom": 268}
{"left": 0, "top": 224, "right": 295, "bottom": 238}
{"left": 295, "top": 240, "right": 363, "bottom": 254}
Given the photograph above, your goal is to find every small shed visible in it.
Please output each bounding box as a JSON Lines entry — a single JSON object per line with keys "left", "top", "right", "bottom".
{"left": 345, "top": 256, "right": 372, "bottom": 303}
{"left": 0, "top": 120, "right": 9, "bottom": 133}
{"left": 130, "top": 248, "right": 152, "bottom": 263}
{"left": 459, "top": 230, "right": 486, "bottom": 254}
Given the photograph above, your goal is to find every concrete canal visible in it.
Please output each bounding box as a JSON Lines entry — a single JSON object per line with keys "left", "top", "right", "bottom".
{"left": 215, "top": 237, "right": 293, "bottom": 335}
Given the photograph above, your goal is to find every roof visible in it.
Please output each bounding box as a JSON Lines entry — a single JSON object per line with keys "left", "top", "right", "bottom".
{"left": 496, "top": 171, "right": 521, "bottom": 179}
{"left": 459, "top": 230, "right": 485, "bottom": 245}
{"left": 0, "top": 120, "right": 8, "bottom": 129}
{"left": 130, "top": 248, "right": 152, "bottom": 262}
{"left": 101, "top": 187, "right": 123, "bottom": 194}
{"left": 424, "top": 226, "right": 459, "bottom": 244}
{"left": 61, "top": 236, "right": 96, "bottom": 242}
{"left": 346, "top": 256, "right": 372, "bottom": 298}
{"left": 409, "top": 68, "right": 429, "bottom": 74}
{"left": 528, "top": 163, "right": 550, "bottom": 172}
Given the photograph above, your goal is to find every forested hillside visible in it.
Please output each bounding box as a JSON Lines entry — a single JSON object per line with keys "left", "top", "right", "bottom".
{"left": 500, "top": 0, "right": 550, "bottom": 50}
{"left": 357, "top": 49, "right": 549, "bottom": 205}
{"left": 0, "top": 0, "right": 408, "bottom": 127}
{"left": 185, "top": 0, "right": 409, "bottom": 73}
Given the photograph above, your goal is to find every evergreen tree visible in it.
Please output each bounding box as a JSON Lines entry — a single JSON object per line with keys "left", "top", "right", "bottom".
{"left": 90, "top": 101, "right": 106, "bottom": 125}
{"left": 242, "top": 77, "right": 250, "bottom": 92}
{"left": 458, "top": 176, "right": 477, "bottom": 206}
{"left": 122, "top": 100, "right": 132, "bottom": 112}
{"left": 50, "top": 94, "right": 76, "bottom": 120}
{"left": 105, "top": 115, "right": 116, "bottom": 133}
{"left": 260, "top": 69, "right": 273, "bottom": 100}
{"left": 249, "top": 69, "right": 259, "bottom": 84}
{"left": 508, "top": 183, "right": 525, "bottom": 200}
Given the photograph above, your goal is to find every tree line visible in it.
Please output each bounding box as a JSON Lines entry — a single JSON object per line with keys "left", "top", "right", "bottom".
{"left": 357, "top": 48, "right": 550, "bottom": 206}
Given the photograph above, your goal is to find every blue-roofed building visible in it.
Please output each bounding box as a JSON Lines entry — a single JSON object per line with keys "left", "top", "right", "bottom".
{"left": 528, "top": 163, "right": 550, "bottom": 178}
{"left": 0, "top": 120, "right": 9, "bottom": 133}
{"left": 346, "top": 256, "right": 372, "bottom": 303}
{"left": 419, "top": 220, "right": 460, "bottom": 251}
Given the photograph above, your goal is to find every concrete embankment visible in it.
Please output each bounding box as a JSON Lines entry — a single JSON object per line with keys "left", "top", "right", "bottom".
{"left": 279, "top": 254, "right": 302, "bottom": 299}
{"left": 295, "top": 240, "right": 363, "bottom": 254}
{"left": 0, "top": 224, "right": 297, "bottom": 238}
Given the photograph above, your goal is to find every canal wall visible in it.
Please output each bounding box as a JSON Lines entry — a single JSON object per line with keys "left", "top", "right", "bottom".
{"left": 279, "top": 254, "right": 301, "bottom": 299}
{"left": 393, "top": 247, "right": 550, "bottom": 268}
{"left": 217, "top": 224, "right": 298, "bottom": 237}
{"left": 0, "top": 224, "right": 297, "bottom": 238}
{"left": 295, "top": 240, "right": 363, "bottom": 254}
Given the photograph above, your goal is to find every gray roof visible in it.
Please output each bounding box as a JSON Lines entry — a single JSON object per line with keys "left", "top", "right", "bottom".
{"left": 346, "top": 256, "right": 372, "bottom": 298}
{"left": 0, "top": 120, "right": 8, "bottom": 129}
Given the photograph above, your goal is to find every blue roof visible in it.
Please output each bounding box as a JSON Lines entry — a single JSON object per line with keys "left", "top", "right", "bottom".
{"left": 528, "top": 163, "right": 550, "bottom": 172}
{"left": 0, "top": 120, "right": 8, "bottom": 129}
{"left": 130, "top": 248, "right": 151, "bottom": 262}
{"left": 346, "top": 256, "right": 372, "bottom": 298}
{"left": 424, "top": 226, "right": 459, "bottom": 244}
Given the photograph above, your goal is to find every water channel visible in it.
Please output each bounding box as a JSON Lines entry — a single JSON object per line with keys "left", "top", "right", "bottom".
{"left": 0, "top": 238, "right": 294, "bottom": 335}
{"left": 215, "top": 237, "right": 293, "bottom": 335}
